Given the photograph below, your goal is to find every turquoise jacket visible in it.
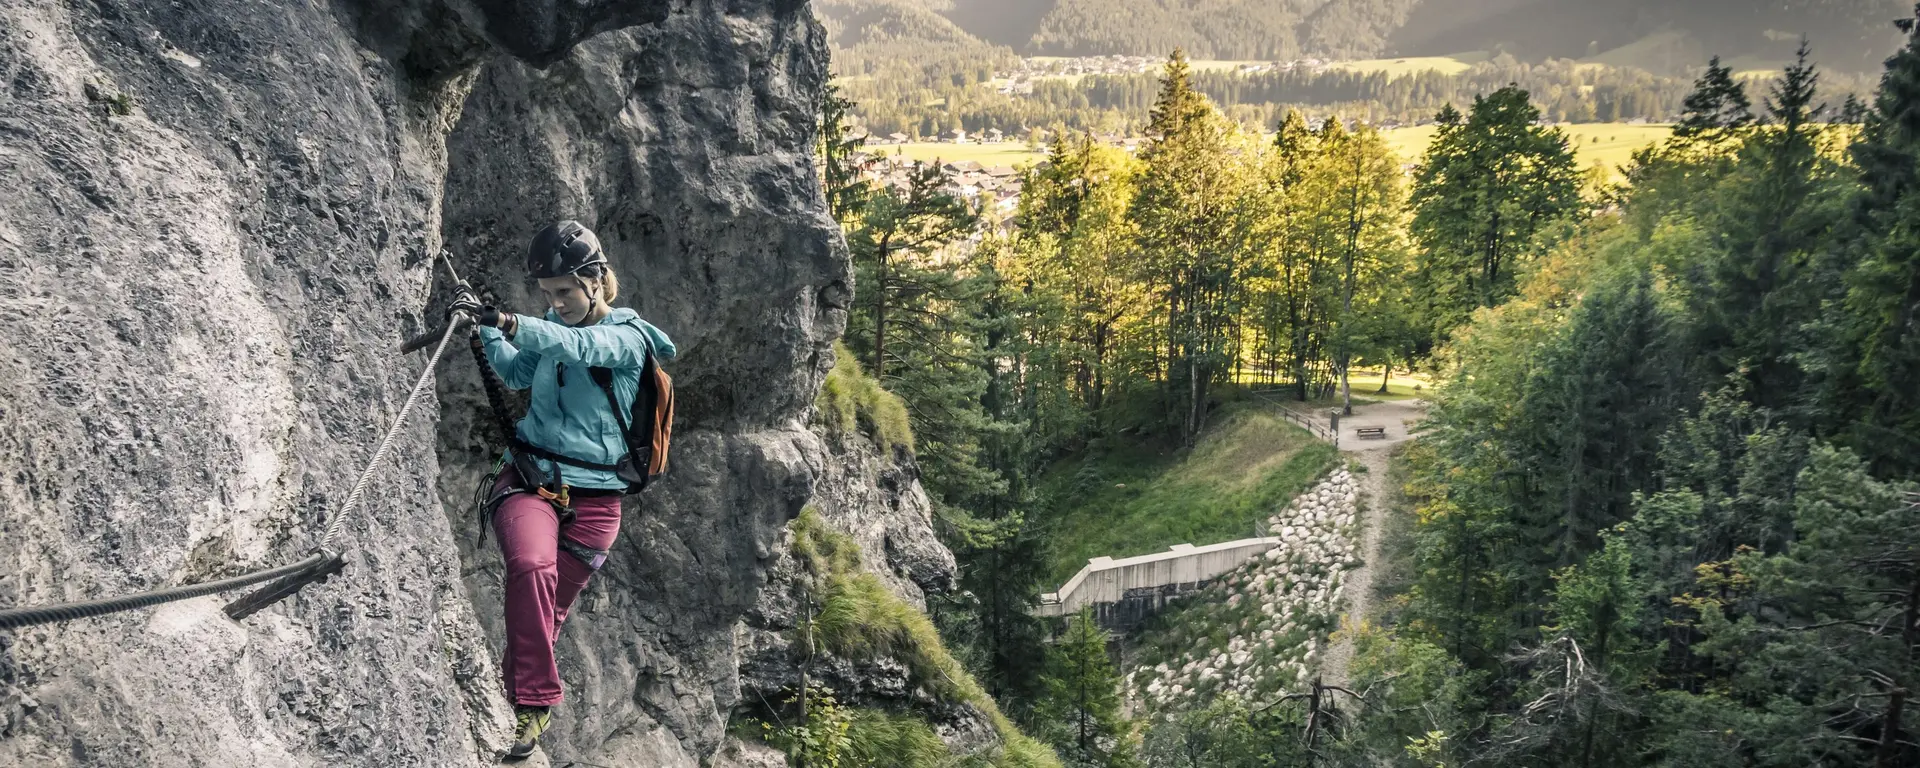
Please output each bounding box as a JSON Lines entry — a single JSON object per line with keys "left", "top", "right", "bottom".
{"left": 478, "top": 307, "right": 677, "bottom": 490}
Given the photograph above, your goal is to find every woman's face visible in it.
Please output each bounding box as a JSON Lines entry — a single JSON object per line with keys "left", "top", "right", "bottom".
{"left": 536, "top": 275, "right": 599, "bottom": 325}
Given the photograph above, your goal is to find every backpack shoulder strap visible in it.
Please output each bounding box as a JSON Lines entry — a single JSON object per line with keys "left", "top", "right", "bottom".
{"left": 588, "top": 364, "right": 636, "bottom": 443}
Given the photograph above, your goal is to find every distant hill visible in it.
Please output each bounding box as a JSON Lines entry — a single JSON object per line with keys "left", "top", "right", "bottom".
{"left": 1387, "top": 0, "right": 1908, "bottom": 74}
{"left": 816, "top": 0, "right": 1908, "bottom": 74}
{"left": 936, "top": 0, "right": 1053, "bottom": 50}
{"left": 815, "top": 0, "right": 979, "bottom": 49}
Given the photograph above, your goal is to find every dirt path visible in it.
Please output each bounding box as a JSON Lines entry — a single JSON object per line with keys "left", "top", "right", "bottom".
{"left": 1320, "top": 401, "right": 1421, "bottom": 695}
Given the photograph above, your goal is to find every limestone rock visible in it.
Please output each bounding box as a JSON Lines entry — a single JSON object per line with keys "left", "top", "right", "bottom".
{"left": 0, "top": 0, "right": 963, "bottom": 765}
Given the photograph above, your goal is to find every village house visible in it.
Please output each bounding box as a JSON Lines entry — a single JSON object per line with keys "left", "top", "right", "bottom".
{"left": 995, "top": 192, "right": 1019, "bottom": 215}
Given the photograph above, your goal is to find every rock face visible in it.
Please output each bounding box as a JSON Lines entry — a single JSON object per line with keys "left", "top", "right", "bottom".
{"left": 0, "top": 1, "right": 925, "bottom": 765}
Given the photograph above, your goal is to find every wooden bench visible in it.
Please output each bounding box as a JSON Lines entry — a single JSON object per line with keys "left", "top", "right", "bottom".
{"left": 1355, "top": 426, "right": 1387, "bottom": 440}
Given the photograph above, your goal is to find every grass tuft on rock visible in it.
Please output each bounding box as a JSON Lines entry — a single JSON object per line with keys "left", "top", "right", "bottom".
{"left": 791, "top": 509, "right": 1061, "bottom": 768}
{"left": 844, "top": 709, "right": 951, "bottom": 766}
{"left": 816, "top": 342, "right": 914, "bottom": 455}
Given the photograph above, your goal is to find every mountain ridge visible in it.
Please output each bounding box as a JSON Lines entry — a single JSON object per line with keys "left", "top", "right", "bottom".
{"left": 815, "top": 0, "right": 1908, "bottom": 73}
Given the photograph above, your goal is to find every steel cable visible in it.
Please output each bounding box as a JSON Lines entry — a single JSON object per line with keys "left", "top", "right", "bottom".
{"left": 0, "top": 316, "right": 464, "bottom": 629}
{"left": 0, "top": 553, "right": 329, "bottom": 630}
{"left": 318, "top": 316, "right": 462, "bottom": 550}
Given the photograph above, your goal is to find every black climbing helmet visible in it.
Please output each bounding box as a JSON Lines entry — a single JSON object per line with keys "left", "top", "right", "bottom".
{"left": 525, "top": 220, "right": 607, "bottom": 279}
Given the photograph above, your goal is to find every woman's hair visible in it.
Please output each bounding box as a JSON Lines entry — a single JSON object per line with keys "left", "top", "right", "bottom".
{"left": 578, "top": 263, "right": 621, "bottom": 303}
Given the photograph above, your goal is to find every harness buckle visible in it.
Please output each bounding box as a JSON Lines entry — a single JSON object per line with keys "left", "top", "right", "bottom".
{"left": 537, "top": 484, "right": 571, "bottom": 508}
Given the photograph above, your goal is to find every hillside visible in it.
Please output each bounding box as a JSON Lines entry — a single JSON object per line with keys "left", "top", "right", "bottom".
{"left": 816, "top": 0, "right": 978, "bottom": 49}
{"left": 817, "top": 0, "right": 1907, "bottom": 72}
{"left": 1034, "top": 399, "right": 1340, "bottom": 585}
{"left": 1390, "top": 0, "right": 1908, "bottom": 74}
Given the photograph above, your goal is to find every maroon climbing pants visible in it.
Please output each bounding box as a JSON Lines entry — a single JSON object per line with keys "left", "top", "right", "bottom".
{"left": 492, "top": 468, "right": 623, "bottom": 707}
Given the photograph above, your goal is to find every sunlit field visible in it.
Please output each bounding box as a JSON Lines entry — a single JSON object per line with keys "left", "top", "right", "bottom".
{"left": 1328, "top": 52, "right": 1489, "bottom": 76}
{"left": 1381, "top": 123, "right": 1675, "bottom": 178}
{"left": 880, "top": 141, "right": 1050, "bottom": 166}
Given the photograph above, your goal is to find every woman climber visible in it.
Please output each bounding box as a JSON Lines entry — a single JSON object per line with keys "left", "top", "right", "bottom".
{"left": 454, "top": 220, "right": 675, "bottom": 761}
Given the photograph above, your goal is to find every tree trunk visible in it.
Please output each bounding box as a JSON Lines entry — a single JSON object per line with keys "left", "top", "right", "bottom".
{"left": 1341, "top": 365, "right": 1351, "bottom": 416}
{"left": 1875, "top": 564, "right": 1920, "bottom": 768}
{"left": 1303, "top": 676, "right": 1325, "bottom": 764}
{"left": 1080, "top": 628, "right": 1094, "bottom": 757}
{"left": 871, "top": 232, "right": 891, "bottom": 377}
{"left": 798, "top": 589, "right": 812, "bottom": 768}
{"left": 1341, "top": 138, "right": 1361, "bottom": 417}
{"left": 1378, "top": 356, "right": 1391, "bottom": 394}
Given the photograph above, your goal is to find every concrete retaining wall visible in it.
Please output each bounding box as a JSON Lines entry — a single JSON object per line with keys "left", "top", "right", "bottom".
{"left": 1034, "top": 538, "right": 1281, "bottom": 623}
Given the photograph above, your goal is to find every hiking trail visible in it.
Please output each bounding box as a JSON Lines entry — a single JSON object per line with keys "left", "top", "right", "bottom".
{"left": 1320, "top": 435, "right": 1405, "bottom": 696}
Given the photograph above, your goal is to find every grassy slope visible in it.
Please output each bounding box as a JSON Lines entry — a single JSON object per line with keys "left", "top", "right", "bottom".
{"left": 1036, "top": 400, "right": 1341, "bottom": 586}
{"left": 786, "top": 510, "right": 1062, "bottom": 768}
{"left": 1582, "top": 28, "right": 1789, "bottom": 79}
{"left": 817, "top": 342, "right": 914, "bottom": 455}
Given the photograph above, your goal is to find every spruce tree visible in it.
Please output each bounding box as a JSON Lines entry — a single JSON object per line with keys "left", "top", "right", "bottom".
{"left": 1409, "top": 87, "right": 1583, "bottom": 342}
{"left": 845, "top": 163, "right": 975, "bottom": 380}
{"left": 1838, "top": 7, "right": 1920, "bottom": 476}
{"left": 1689, "top": 41, "right": 1834, "bottom": 414}
{"left": 1038, "top": 610, "right": 1137, "bottom": 767}
{"left": 1674, "top": 56, "right": 1755, "bottom": 140}
{"left": 1132, "top": 48, "right": 1243, "bottom": 446}
{"left": 818, "top": 80, "right": 870, "bottom": 225}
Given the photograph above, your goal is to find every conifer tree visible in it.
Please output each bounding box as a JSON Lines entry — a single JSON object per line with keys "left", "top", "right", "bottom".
{"left": 1674, "top": 56, "right": 1756, "bottom": 141}
{"left": 1689, "top": 42, "right": 1836, "bottom": 413}
{"left": 818, "top": 80, "right": 870, "bottom": 225}
{"left": 1251, "top": 108, "right": 1331, "bottom": 400}
{"left": 1132, "top": 48, "right": 1245, "bottom": 445}
{"left": 1017, "top": 136, "right": 1142, "bottom": 416}
{"left": 1409, "top": 87, "right": 1582, "bottom": 342}
{"left": 1038, "top": 610, "right": 1137, "bottom": 767}
{"left": 845, "top": 163, "right": 976, "bottom": 380}
{"left": 1837, "top": 7, "right": 1920, "bottom": 475}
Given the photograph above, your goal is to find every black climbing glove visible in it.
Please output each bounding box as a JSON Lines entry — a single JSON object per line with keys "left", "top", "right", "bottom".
{"left": 475, "top": 306, "right": 507, "bottom": 329}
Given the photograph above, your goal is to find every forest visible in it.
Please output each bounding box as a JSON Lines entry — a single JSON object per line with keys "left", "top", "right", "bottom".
{"left": 826, "top": 24, "right": 1878, "bottom": 140}
{"left": 800, "top": 10, "right": 1920, "bottom": 764}
{"left": 816, "top": 0, "right": 1899, "bottom": 140}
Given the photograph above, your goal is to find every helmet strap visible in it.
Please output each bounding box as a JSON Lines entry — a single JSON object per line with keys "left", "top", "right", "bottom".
{"left": 572, "top": 271, "right": 609, "bottom": 327}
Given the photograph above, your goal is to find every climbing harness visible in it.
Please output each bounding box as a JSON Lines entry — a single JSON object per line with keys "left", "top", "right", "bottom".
{"left": 558, "top": 538, "right": 609, "bottom": 571}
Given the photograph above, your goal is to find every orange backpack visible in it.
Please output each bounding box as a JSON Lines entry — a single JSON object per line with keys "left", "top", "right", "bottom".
{"left": 589, "top": 349, "right": 673, "bottom": 493}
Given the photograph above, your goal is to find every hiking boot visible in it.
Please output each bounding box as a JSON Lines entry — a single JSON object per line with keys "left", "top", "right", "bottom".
{"left": 504, "top": 705, "right": 551, "bottom": 761}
